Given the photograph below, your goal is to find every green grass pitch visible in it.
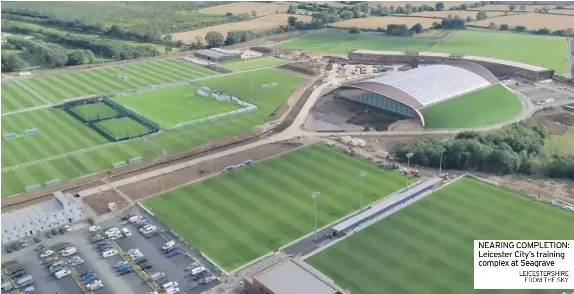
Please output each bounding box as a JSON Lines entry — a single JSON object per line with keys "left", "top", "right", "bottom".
{"left": 278, "top": 29, "right": 567, "bottom": 74}
{"left": 114, "top": 84, "right": 240, "bottom": 129}
{"left": 70, "top": 103, "right": 118, "bottom": 121}
{"left": 19, "top": 59, "right": 217, "bottom": 102}
{"left": 307, "top": 177, "right": 574, "bottom": 294}
{"left": 219, "top": 56, "right": 292, "bottom": 72}
{"left": 1, "top": 81, "right": 46, "bottom": 113}
{"left": 1, "top": 108, "right": 107, "bottom": 167}
{"left": 421, "top": 84, "right": 522, "bottom": 129}
{"left": 94, "top": 117, "right": 151, "bottom": 140}
{"left": 142, "top": 144, "right": 406, "bottom": 270}
{"left": 1, "top": 68, "right": 307, "bottom": 197}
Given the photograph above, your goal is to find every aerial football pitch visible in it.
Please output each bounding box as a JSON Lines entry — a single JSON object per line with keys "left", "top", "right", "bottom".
{"left": 421, "top": 84, "right": 523, "bottom": 129}
{"left": 142, "top": 144, "right": 406, "bottom": 271}
{"left": 278, "top": 29, "right": 568, "bottom": 75}
{"left": 1, "top": 67, "right": 306, "bottom": 197}
{"left": 306, "top": 176, "right": 574, "bottom": 294}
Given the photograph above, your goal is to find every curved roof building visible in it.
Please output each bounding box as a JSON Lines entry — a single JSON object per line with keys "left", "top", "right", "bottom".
{"left": 327, "top": 62, "right": 498, "bottom": 126}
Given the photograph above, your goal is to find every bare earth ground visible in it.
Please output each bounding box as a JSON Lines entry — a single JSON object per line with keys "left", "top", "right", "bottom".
{"left": 172, "top": 14, "right": 312, "bottom": 44}
{"left": 528, "top": 108, "right": 574, "bottom": 135}
{"left": 473, "top": 13, "right": 574, "bottom": 30}
{"left": 224, "top": 31, "right": 311, "bottom": 49}
{"left": 199, "top": 2, "right": 290, "bottom": 16}
{"left": 331, "top": 16, "right": 438, "bottom": 29}
{"left": 83, "top": 189, "right": 129, "bottom": 215}
{"left": 548, "top": 9, "right": 574, "bottom": 16}
{"left": 118, "top": 141, "right": 302, "bottom": 203}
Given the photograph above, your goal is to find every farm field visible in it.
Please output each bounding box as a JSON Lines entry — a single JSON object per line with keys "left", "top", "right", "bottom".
{"left": 332, "top": 16, "right": 438, "bottom": 29}
{"left": 1, "top": 68, "right": 307, "bottom": 197}
{"left": 472, "top": 13, "right": 574, "bottom": 31}
{"left": 469, "top": 4, "right": 558, "bottom": 11}
{"left": 71, "top": 103, "right": 118, "bottom": 121}
{"left": 366, "top": 1, "right": 475, "bottom": 8}
{"left": 199, "top": 2, "right": 289, "bottom": 16}
{"left": 421, "top": 84, "right": 522, "bottom": 129}
{"left": 114, "top": 84, "right": 241, "bottom": 129}
{"left": 219, "top": 56, "right": 292, "bottom": 72}
{"left": 171, "top": 14, "right": 312, "bottom": 44}
{"left": 143, "top": 144, "right": 406, "bottom": 270}
{"left": 94, "top": 117, "right": 151, "bottom": 140}
{"left": 1, "top": 108, "right": 107, "bottom": 168}
{"left": 1, "top": 139, "right": 156, "bottom": 197}
{"left": 278, "top": 30, "right": 433, "bottom": 53}
{"left": 1, "top": 81, "right": 46, "bottom": 113}
{"left": 548, "top": 9, "right": 574, "bottom": 16}
{"left": 1, "top": 2, "right": 228, "bottom": 33}
{"left": 409, "top": 10, "right": 523, "bottom": 18}
{"left": 19, "top": 59, "right": 216, "bottom": 102}
{"left": 307, "top": 176, "right": 574, "bottom": 294}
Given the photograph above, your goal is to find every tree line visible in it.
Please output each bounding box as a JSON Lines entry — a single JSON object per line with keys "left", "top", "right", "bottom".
{"left": 393, "top": 122, "right": 574, "bottom": 180}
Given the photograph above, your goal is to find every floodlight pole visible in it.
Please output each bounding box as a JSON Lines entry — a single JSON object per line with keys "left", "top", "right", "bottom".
{"left": 439, "top": 139, "right": 448, "bottom": 175}
{"left": 405, "top": 152, "right": 414, "bottom": 188}
{"left": 311, "top": 191, "right": 320, "bottom": 242}
{"left": 359, "top": 171, "right": 366, "bottom": 210}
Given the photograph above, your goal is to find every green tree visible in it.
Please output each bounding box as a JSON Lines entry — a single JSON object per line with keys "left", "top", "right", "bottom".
{"left": 3, "top": 54, "right": 28, "bottom": 71}
{"left": 348, "top": 27, "right": 361, "bottom": 34}
{"left": 508, "top": 4, "right": 516, "bottom": 11}
{"left": 410, "top": 23, "right": 424, "bottom": 34}
{"left": 476, "top": 11, "right": 488, "bottom": 20}
{"left": 514, "top": 25, "right": 527, "bottom": 32}
{"left": 287, "top": 4, "right": 297, "bottom": 14}
{"left": 435, "top": 2, "right": 445, "bottom": 11}
{"left": 287, "top": 16, "right": 297, "bottom": 27}
{"left": 499, "top": 24, "right": 510, "bottom": 30}
{"left": 204, "top": 31, "right": 225, "bottom": 48}
{"left": 520, "top": 5, "right": 526, "bottom": 12}
{"left": 251, "top": 10, "right": 257, "bottom": 17}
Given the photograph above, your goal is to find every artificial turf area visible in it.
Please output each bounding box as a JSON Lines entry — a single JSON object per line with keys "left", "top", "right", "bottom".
{"left": 1, "top": 81, "right": 46, "bottom": 113}
{"left": 1, "top": 68, "right": 306, "bottom": 197}
{"left": 114, "top": 84, "right": 240, "bottom": 129}
{"left": 70, "top": 103, "right": 118, "bottom": 121}
{"left": 421, "top": 84, "right": 522, "bottom": 129}
{"left": 19, "top": 59, "right": 217, "bottom": 102}
{"left": 307, "top": 176, "right": 574, "bottom": 294}
{"left": 278, "top": 29, "right": 567, "bottom": 74}
{"left": 94, "top": 117, "right": 151, "bottom": 140}
{"left": 143, "top": 144, "right": 405, "bottom": 270}
{"left": 219, "top": 56, "right": 292, "bottom": 72}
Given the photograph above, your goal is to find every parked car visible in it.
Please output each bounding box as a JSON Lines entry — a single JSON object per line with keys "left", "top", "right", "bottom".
{"left": 162, "top": 241, "right": 175, "bottom": 250}
{"left": 202, "top": 276, "right": 217, "bottom": 284}
{"left": 149, "top": 272, "right": 165, "bottom": 281}
{"left": 140, "top": 263, "right": 153, "bottom": 270}
{"left": 185, "top": 262, "right": 200, "bottom": 271}
{"left": 35, "top": 244, "right": 46, "bottom": 252}
{"left": 40, "top": 250, "right": 54, "bottom": 258}
{"left": 193, "top": 271, "right": 208, "bottom": 280}
{"left": 102, "top": 249, "right": 118, "bottom": 259}
{"left": 89, "top": 235, "right": 104, "bottom": 243}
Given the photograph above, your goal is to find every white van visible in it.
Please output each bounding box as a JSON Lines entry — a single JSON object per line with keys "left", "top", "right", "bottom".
{"left": 54, "top": 269, "right": 71, "bottom": 279}
{"left": 105, "top": 228, "right": 120, "bottom": 235}
{"left": 102, "top": 249, "right": 118, "bottom": 259}
{"left": 165, "top": 287, "right": 179, "bottom": 294}
{"left": 121, "top": 228, "right": 131, "bottom": 237}
{"left": 162, "top": 241, "right": 175, "bottom": 250}
{"left": 141, "top": 226, "right": 156, "bottom": 235}
{"left": 162, "top": 281, "right": 178, "bottom": 290}
{"left": 149, "top": 272, "right": 165, "bottom": 281}
{"left": 128, "top": 215, "right": 142, "bottom": 223}
{"left": 60, "top": 246, "right": 77, "bottom": 257}
{"left": 191, "top": 267, "right": 206, "bottom": 276}
{"left": 22, "top": 286, "right": 35, "bottom": 294}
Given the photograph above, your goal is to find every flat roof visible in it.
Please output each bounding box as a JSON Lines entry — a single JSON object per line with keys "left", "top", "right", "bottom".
{"left": 350, "top": 49, "right": 551, "bottom": 72}
{"left": 332, "top": 177, "right": 443, "bottom": 233}
{"left": 254, "top": 259, "right": 340, "bottom": 294}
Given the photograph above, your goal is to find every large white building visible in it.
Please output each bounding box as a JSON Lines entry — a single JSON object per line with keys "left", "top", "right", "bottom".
{"left": 1, "top": 191, "right": 85, "bottom": 244}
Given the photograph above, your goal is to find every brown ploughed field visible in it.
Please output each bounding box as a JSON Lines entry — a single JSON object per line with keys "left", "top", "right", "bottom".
{"left": 172, "top": 14, "right": 312, "bottom": 44}
{"left": 199, "top": 2, "right": 290, "bottom": 16}
{"left": 409, "top": 10, "right": 523, "bottom": 18}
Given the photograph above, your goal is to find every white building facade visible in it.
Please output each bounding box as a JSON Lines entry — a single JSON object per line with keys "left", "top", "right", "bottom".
{"left": 1, "top": 191, "right": 85, "bottom": 244}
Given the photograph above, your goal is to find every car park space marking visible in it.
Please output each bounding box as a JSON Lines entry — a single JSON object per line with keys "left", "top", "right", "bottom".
{"left": 49, "top": 245, "right": 91, "bottom": 294}
{"left": 108, "top": 241, "right": 163, "bottom": 293}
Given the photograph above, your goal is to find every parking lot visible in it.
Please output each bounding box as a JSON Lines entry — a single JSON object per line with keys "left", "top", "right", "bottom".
{"left": 106, "top": 208, "right": 221, "bottom": 294}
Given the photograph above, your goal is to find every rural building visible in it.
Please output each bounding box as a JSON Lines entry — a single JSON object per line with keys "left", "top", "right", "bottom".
{"left": 1, "top": 191, "right": 85, "bottom": 244}
{"left": 194, "top": 49, "right": 241, "bottom": 62}
{"left": 325, "top": 63, "right": 499, "bottom": 126}
{"left": 245, "top": 258, "right": 344, "bottom": 294}
{"left": 348, "top": 49, "right": 555, "bottom": 81}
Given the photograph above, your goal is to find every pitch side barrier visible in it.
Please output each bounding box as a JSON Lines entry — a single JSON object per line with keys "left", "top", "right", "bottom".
{"left": 102, "top": 97, "right": 160, "bottom": 132}
{"left": 331, "top": 177, "right": 443, "bottom": 236}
